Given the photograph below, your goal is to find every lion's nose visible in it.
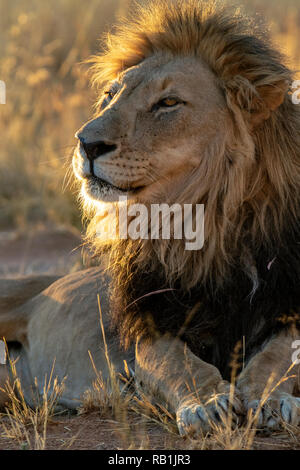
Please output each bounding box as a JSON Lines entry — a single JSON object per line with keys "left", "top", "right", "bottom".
{"left": 80, "top": 140, "right": 117, "bottom": 161}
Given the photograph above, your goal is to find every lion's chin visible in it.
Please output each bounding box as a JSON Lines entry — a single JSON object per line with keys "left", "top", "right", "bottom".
{"left": 82, "top": 176, "right": 141, "bottom": 204}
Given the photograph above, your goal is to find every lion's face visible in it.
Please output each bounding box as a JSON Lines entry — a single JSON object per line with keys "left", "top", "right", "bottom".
{"left": 73, "top": 55, "right": 229, "bottom": 204}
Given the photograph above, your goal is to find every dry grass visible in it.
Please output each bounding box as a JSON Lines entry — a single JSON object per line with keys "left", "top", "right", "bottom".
{"left": 0, "top": 0, "right": 126, "bottom": 229}
{"left": 0, "top": 353, "right": 66, "bottom": 450}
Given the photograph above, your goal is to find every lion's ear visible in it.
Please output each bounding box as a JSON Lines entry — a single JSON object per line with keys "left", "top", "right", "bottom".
{"left": 249, "top": 80, "right": 289, "bottom": 126}
{"left": 226, "top": 78, "right": 289, "bottom": 128}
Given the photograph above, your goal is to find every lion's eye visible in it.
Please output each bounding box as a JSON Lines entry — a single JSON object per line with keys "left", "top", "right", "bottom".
{"left": 151, "top": 97, "right": 182, "bottom": 113}
{"left": 159, "top": 97, "right": 179, "bottom": 107}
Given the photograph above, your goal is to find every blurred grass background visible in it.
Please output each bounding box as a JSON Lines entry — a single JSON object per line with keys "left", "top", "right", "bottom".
{"left": 0, "top": 0, "right": 299, "bottom": 231}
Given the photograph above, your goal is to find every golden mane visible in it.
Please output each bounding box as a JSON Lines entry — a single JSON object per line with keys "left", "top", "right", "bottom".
{"left": 85, "top": 0, "right": 300, "bottom": 290}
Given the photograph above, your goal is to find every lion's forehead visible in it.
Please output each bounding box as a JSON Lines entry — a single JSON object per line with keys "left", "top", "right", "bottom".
{"left": 114, "top": 54, "right": 221, "bottom": 103}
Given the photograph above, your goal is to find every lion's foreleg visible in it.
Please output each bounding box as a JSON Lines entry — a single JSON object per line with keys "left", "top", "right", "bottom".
{"left": 237, "top": 329, "right": 300, "bottom": 429}
{"left": 135, "top": 335, "right": 243, "bottom": 436}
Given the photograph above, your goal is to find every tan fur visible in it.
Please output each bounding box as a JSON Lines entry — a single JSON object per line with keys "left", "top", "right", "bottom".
{"left": 135, "top": 335, "right": 244, "bottom": 435}
{"left": 238, "top": 331, "right": 300, "bottom": 402}
{"left": 237, "top": 331, "right": 300, "bottom": 428}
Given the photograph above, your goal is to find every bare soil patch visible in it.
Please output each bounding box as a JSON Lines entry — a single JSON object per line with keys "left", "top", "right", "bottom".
{"left": 0, "top": 411, "right": 299, "bottom": 451}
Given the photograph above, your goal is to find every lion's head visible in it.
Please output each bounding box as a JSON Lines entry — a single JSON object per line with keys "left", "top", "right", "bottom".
{"left": 74, "top": 53, "right": 226, "bottom": 204}
{"left": 73, "top": 0, "right": 300, "bottom": 290}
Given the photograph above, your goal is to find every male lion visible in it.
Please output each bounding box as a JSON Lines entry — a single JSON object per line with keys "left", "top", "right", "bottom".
{"left": 1, "top": 0, "right": 300, "bottom": 436}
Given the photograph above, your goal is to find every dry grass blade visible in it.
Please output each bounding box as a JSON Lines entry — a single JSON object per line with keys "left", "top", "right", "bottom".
{"left": 0, "top": 351, "right": 66, "bottom": 450}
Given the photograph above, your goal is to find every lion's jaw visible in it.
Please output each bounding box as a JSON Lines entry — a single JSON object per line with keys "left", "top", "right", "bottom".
{"left": 73, "top": 54, "right": 229, "bottom": 206}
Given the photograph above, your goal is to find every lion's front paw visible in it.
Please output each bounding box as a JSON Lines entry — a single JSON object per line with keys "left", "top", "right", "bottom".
{"left": 247, "top": 393, "right": 300, "bottom": 431}
{"left": 176, "top": 392, "right": 244, "bottom": 437}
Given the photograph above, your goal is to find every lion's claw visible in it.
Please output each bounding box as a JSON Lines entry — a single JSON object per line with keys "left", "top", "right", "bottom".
{"left": 176, "top": 393, "right": 243, "bottom": 437}
{"left": 247, "top": 393, "right": 300, "bottom": 431}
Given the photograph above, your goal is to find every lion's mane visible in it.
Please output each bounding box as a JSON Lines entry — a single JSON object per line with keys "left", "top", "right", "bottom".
{"left": 85, "top": 0, "right": 300, "bottom": 377}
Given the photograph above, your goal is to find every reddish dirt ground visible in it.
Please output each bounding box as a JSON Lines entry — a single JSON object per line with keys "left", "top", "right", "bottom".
{"left": 0, "top": 411, "right": 299, "bottom": 451}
